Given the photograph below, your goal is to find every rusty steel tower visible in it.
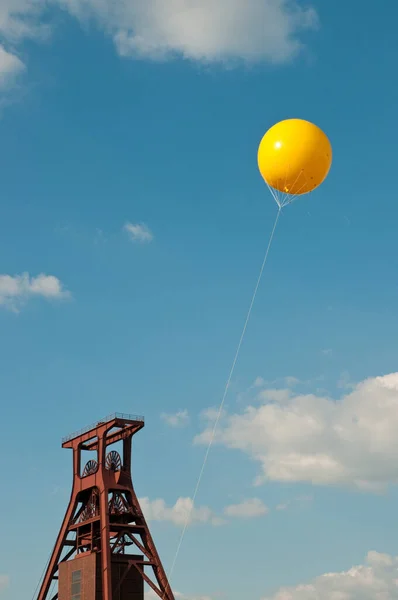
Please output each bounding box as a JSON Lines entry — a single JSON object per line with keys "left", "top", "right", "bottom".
{"left": 36, "top": 413, "right": 175, "bottom": 600}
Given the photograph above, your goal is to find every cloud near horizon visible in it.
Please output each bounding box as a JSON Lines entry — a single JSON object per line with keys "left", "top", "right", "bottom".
{"left": 139, "top": 496, "right": 269, "bottom": 527}
{"left": 224, "top": 497, "right": 268, "bottom": 518}
{"left": 262, "top": 551, "right": 398, "bottom": 599}
{"left": 139, "top": 496, "right": 224, "bottom": 527}
{"left": 194, "top": 372, "right": 398, "bottom": 492}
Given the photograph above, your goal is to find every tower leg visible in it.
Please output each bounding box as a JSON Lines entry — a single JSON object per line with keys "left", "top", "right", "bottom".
{"left": 37, "top": 497, "right": 77, "bottom": 600}
{"left": 130, "top": 488, "right": 174, "bottom": 600}
{"left": 100, "top": 487, "right": 113, "bottom": 600}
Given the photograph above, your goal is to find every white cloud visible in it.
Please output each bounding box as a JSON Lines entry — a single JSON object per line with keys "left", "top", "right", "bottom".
{"left": 224, "top": 497, "right": 268, "bottom": 518}
{"left": 194, "top": 372, "right": 398, "bottom": 491}
{"left": 0, "top": 0, "right": 317, "bottom": 68}
{"left": 0, "top": 575, "right": 9, "bottom": 592}
{"left": 0, "top": 46, "right": 24, "bottom": 87}
{"left": 0, "top": 0, "right": 319, "bottom": 105}
{"left": 139, "top": 495, "right": 271, "bottom": 527}
{"left": 0, "top": 0, "right": 48, "bottom": 92}
{"left": 0, "top": 0, "right": 49, "bottom": 41}
{"left": 262, "top": 551, "right": 398, "bottom": 599}
{"left": 139, "top": 496, "right": 223, "bottom": 527}
{"left": 124, "top": 222, "right": 154, "bottom": 243}
{"left": 161, "top": 409, "right": 190, "bottom": 428}
{"left": 110, "top": 0, "right": 317, "bottom": 65}
{"left": 0, "top": 272, "right": 70, "bottom": 311}
{"left": 252, "top": 375, "right": 324, "bottom": 392}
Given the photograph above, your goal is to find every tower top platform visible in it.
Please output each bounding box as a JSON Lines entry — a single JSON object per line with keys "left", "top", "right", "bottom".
{"left": 62, "top": 412, "right": 145, "bottom": 445}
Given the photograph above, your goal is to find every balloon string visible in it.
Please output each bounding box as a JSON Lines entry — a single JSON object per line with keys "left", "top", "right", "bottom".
{"left": 162, "top": 206, "right": 282, "bottom": 599}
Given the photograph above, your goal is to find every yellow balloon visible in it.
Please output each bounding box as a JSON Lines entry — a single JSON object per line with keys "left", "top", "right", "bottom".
{"left": 257, "top": 119, "right": 332, "bottom": 195}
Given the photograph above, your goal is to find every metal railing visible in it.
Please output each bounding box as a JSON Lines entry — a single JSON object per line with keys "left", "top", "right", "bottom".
{"left": 62, "top": 412, "right": 145, "bottom": 444}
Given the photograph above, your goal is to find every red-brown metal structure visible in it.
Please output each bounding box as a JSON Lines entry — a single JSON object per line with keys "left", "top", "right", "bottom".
{"left": 36, "top": 413, "right": 175, "bottom": 600}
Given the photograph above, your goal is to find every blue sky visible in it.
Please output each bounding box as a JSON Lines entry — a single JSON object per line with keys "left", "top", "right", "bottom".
{"left": 1, "top": 0, "right": 398, "bottom": 598}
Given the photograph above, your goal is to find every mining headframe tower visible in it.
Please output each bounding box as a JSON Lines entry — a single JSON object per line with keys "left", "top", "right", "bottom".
{"left": 35, "top": 413, "right": 174, "bottom": 600}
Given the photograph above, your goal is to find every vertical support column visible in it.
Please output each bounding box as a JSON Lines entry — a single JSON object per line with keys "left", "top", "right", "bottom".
{"left": 123, "top": 436, "right": 132, "bottom": 475}
{"left": 129, "top": 487, "right": 174, "bottom": 600}
{"left": 98, "top": 429, "right": 113, "bottom": 600}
